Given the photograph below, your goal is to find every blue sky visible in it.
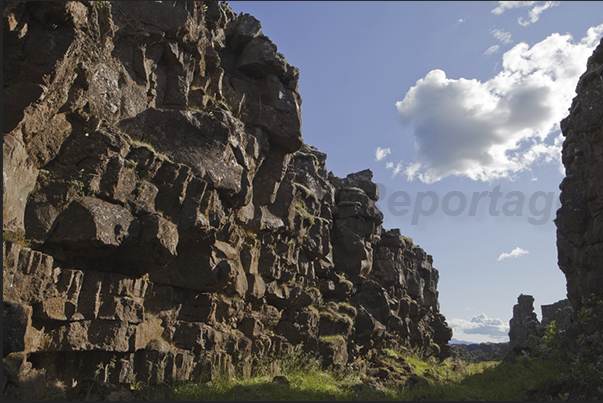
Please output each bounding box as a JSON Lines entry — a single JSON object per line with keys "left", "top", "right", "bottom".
{"left": 228, "top": 1, "right": 603, "bottom": 343}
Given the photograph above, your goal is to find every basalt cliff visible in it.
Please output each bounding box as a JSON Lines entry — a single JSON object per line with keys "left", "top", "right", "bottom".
{"left": 556, "top": 38, "right": 603, "bottom": 331}
{"left": 2, "top": 1, "right": 452, "bottom": 397}
{"left": 503, "top": 37, "right": 603, "bottom": 400}
{"left": 554, "top": 37, "right": 603, "bottom": 391}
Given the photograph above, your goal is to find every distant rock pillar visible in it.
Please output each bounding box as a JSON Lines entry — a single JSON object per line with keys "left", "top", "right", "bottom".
{"left": 508, "top": 294, "right": 543, "bottom": 354}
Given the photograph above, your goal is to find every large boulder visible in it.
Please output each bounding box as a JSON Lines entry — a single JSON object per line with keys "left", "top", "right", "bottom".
{"left": 119, "top": 108, "right": 250, "bottom": 203}
{"left": 46, "top": 197, "right": 134, "bottom": 250}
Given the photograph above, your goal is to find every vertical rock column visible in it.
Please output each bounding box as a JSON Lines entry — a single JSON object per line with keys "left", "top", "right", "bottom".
{"left": 556, "top": 39, "right": 603, "bottom": 328}
{"left": 508, "top": 294, "right": 543, "bottom": 356}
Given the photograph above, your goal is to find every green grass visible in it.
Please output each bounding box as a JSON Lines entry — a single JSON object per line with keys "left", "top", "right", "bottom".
{"left": 292, "top": 182, "right": 318, "bottom": 202}
{"left": 119, "top": 345, "right": 569, "bottom": 401}
{"left": 319, "top": 302, "right": 355, "bottom": 331}
{"left": 172, "top": 373, "right": 351, "bottom": 401}
{"left": 319, "top": 334, "right": 347, "bottom": 345}
{"left": 401, "top": 358, "right": 566, "bottom": 401}
{"left": 129, "top": 138, "right": 174, "bottom": 163}
{"left": 294, "top": 200, "right": 316, "bottom": 227}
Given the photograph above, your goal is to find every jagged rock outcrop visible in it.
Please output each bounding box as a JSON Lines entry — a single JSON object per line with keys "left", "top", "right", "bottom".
{"left": 556, "top": 38, "right": 603, "bottom": 330}
{"left": 540, "top": 298, "right": 573, "bottom": 329}
{"left": 506, "top": 294, "right": 575, "bottom": 361}
{"left": 507, "top": 294, "right": 543, "bottom": 355}
{"left": 3, "top": 1, "right": 452, "bottom": 395}
{"left": 552, "top": 37, "right": 603, "bottom": 399}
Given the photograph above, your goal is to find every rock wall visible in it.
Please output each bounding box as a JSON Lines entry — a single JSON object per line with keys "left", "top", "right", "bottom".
{"left": 554, "top": 38, "right": 603, "bottom": 393}
{"left": 540, "top": 298, "right": 573, "bottom": 329}
{"left": 556, "top": 38, "right": 603, "bottom": 327}
{"left": 504, "top": 41, "right": 602, "bottom": 377}
{"left": 3, "top": 1, "right": 452, "bottom": 392}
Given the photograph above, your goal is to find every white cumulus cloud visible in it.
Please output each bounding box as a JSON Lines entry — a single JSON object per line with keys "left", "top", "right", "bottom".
{"left": 395, "top": 25, "right": 603, "bottom": 184}
{"left": 375, "top": 147, "right": 391, "bottom": 161}
{"left": 448, "top": 314, "right": 510, "bottom": 341}
{"left": 498, "top": 246, "right": 529, "bottom": 261}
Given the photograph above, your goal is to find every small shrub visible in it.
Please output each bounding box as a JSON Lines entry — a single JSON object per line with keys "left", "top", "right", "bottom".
{"left": 292, "top": 182, "right": 317, "bottom": 202}
{"left": 38, "top": 169, "right": 50, "bottom": 181}
{"left": 294, "top": 200, "right": 315, "bottom": 226}
{"left": 3, "top": 230, "right": 30, "bottom": 248}
{"left": 541, "top": 320, "right": 559, "bottom": 351}
{"left": 70, "top": 179, "right": 86, "bottom": 197}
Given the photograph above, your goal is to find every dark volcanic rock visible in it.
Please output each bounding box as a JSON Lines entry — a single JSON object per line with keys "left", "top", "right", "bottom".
{"left": 552, "top": 38, "right": 603, "bottom": 399}
{"left": 504, "top": 295, "right": 578, "bottom": 363}
{"left": 2, "top": 1, "right": 452, "bottom": 396}
{"left": 556, "top": 38, "right": 603, "bottom": 326}
{"left": 508, "top": 294, "right": 542, "bottom": 354}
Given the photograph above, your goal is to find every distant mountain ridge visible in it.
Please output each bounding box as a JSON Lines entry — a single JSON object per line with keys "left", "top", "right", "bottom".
{"left": 450, "top": 338, "right": 475, "bottom": 345}
{"left": 450, "top": 340, "right": 510, "bottom": 362}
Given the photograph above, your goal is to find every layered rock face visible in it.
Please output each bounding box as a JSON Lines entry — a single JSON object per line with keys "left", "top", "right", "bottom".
{"left": 3, "top": 1, "right": 451, "bottom": 391}
{"left": 556, "top": 39, "right": 603, "bottom": 331}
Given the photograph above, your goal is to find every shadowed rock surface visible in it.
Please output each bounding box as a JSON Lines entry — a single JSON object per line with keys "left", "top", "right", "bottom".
{"left": 551, "top": 38, "right": 603, "bottom": 400}
{"left": 508, "top": 294, "right": 543, "bottom": 355}
{"left": 510, "top": 38, "right": 603, "bottom": 399}
{"left": 556, "top": 37, "right": 603, "bottom": 330}
{"left": 3, "top": 1, "right": 452, "bottom": 398}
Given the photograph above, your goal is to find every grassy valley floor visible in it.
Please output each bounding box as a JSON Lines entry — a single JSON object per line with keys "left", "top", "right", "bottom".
{"left": 42, "top": 344, "right": 576, "bottom": 401}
